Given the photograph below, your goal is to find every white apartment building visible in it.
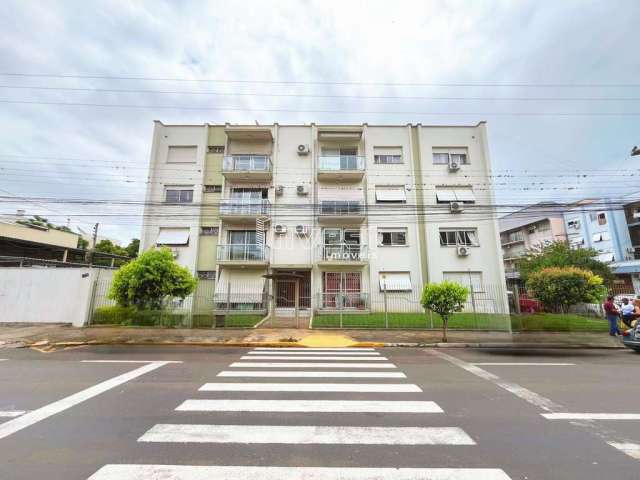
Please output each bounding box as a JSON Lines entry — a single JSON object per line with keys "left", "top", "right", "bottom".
{"left": 140, "top": 122, "right": 508, "bottom": 323}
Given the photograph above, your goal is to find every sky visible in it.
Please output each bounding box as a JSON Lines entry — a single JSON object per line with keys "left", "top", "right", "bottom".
{"left": 0, "top": 0, "right": 639, "bottom": 244}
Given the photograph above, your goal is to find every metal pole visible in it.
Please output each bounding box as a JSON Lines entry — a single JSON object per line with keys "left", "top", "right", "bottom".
{"left": 295, "top": 279, "right": 300, "bottom": 329}
{"left": 468, "top": 269, "right": 477, "bottom": 329}
{"left": 383, "top": 276, "right": 389, "bottom": 329}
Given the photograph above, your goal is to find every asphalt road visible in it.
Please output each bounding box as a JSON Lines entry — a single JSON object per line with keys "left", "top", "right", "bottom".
{"left": 0, "top": 345, "right": 639, "bottom": 479}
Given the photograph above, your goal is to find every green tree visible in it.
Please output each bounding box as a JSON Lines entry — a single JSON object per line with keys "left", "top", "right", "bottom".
{"left": 517, "top": 241, "right": 612, "bottom": 283}
{"left": 77, "top": 237, "right": 89, "bottom": 249}
{"left": 125, "top": 238, "right": 140, "bottom": 258}
{"left": 526, "top": 267, "right": 607, "bottom": 313}
{"left": 421, "top": 281, "right": 469, "bottom": 343}
{"left": 108, "top": 248, "right": 197, "bottom": 309}
{"left": 94, "top": 239, "right": 128, "bottom": 257}
{"left": 17, "top": 215, "right": 73, "bottom": 233}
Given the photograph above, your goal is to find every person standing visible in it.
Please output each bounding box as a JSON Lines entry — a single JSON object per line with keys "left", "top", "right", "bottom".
{"left": 604, "top": 296, "right": 620, "bottom": 336}
{"left": 620, "top": 298, "right": 635, "bottom": 328}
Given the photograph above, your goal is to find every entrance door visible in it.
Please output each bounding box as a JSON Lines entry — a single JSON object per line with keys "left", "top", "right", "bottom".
{"left": 323, "top": 272, "right": 363, "bottom": 309}
{"left": 276, "top": 279, "right": 296, "bottom": 308}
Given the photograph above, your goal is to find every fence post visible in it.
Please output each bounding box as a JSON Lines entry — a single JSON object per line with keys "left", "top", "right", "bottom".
{"left": 513, "top": 285, "right": 521, "bottom": 314}
{"left": 383, "top": 282, "right": 389, "bottom": 329}
{"left": 85, "top": 276, "right": 98, "bottom": 327}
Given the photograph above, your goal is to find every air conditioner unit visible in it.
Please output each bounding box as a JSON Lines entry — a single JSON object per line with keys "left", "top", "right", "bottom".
{"left": 297, "top": 185, "right": 309, "bottom": 195}
{"left": 170, "top": 248, "right": 180, "bottom": 259}
{"left": 275, "top": 185, "right": 284, "bottom": 196}
{"left": 295, "top": 225, "right": 310, "bottom": 236}
{"left": 448, "top": 160, "right": 460, "bottom": 172}
{"left": 633, "top": 210, "right": 640, "bottom": 219}
{"left": 297, "top": 144, "right": 310, "bottom": 155}
{"left": 450, "top": 201, "right": 464, "bottom": 213}
{"left": 274, "top": 224, "right": 287, "bottom": 235}
{"left": 457, "top": 245, "right": 470, "bottom": 256}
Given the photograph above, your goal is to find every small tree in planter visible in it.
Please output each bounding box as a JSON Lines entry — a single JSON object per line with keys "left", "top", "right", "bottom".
{"left": 421, "top": 281, "right": 469, "bottom": 342}
{"left": 109, "top": 248, "right": 197, "bottom": 310}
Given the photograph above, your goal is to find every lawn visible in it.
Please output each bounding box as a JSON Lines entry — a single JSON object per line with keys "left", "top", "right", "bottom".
{"left": 312, "top": 311, "right": 608, "bottom": 332}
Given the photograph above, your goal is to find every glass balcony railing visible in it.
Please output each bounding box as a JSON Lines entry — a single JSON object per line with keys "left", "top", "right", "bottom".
{"left": 319, "top": 201, "right": 364, "bottom": 216}
{"left": 223, "top": 155, "right": 272, "bottom": 172}
{"left": 220, "top": 198, "right": 271, "bottom": 216}
{"left": 318, "top": 155, "right": 365, "bottom": 171}
{"left": 216, "top": 244, "right": 270, "bottom": 262}
{"left": 318, "top": 243, "right": 368, "bottom": 262}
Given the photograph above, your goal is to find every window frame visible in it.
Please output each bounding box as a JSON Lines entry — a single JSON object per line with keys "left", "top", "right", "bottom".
{"left": 203, "top": 185, "right": 222, "bottom": 193}
{"left": 432, "top": 148, "right": 470, "bottom": 165}
{"left": 164, "top": 187, "right": 194, "bottom": 204}
{"left": 201, "top": 226, "right": 219, "bottom": 236}
{"left": 439, "top": 228, "right": 479, "bottom": 247}
{"left": 378, "top": 228, "right": 408, "bottom": 247}
{"left": 378, "top": 271, "right": 412, "bottom": 292}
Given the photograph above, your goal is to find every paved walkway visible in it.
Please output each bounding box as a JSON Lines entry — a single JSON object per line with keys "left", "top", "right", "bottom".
{"left": 0, "top": 324, "right": 624, "bottom": 350}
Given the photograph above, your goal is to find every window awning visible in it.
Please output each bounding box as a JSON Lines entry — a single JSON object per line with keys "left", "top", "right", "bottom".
{"left": 215, "top": 270, "right": 266, "bottom": 303}
{"left": 435, "top": 189, "right": 457, "bottom": 202}
{"left": 454, "top": 189, "right": 476, "bottom": 202}
{"left": 597, "top": 252, "right": 614, "bottom": 263}
{"left": 379, "top": 272, "right": 412, "bottom": 291}
{"left": 436, "top": 188, "right": 475, "bottom": 203}
{"left": 375, "top": 188, "right": 406, "bottom": 202}
{"left": 156, "top": 228, "right": 190, "bottom": 246}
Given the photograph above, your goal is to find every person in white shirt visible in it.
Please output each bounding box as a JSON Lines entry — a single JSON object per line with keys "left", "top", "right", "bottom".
{"left": 620, "top": 298, "right": 635, "bottom": 327}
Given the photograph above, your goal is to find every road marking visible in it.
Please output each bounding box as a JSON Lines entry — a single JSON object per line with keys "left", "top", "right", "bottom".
{"left": 241, "top": 356, "right": 388, "bottom": 361}
{"left": 247, "top": 351, "right": 380, "bottom": 356}
{"left": 426, "top": 350, "right": 561, "bottom": 412}
{"left": 199, "top": 382, "right": 422, "bottom": 392}
{"left": 471, "top": 362, "right": 575, "bottom": 366}
{"left": 218, "top": 371, "right": 406, "bottom": 378}
{"left": 254, "top": 347, "right": 376, "bottom": 351}
{"left": 88, "top": 465, "right": 513, "bottom": 480}
{"left": 139, "top": 424, "right": 474, "bottom": 445}
{"left": 0, "top": 359, "right": 7, "bottom": 362}
{"left": 176, "top": 399, "right": 443, "bottom": 413}
{"left": 0, "top": 411, "right": 26, "bottom": 418}
{"left": 230, "top": 362, "right": 396, "bottom": 369}
{"left": 0, "top": 361, "right": 172, "bottom": 441}
{"left": 543, "top": 413, "right": 640, "bottom": 420}
{"left": 81, "top": 360, "right": 183, "bottom": 363}
{"left": 608, "top": 442, "right": 640, "bottom": 460}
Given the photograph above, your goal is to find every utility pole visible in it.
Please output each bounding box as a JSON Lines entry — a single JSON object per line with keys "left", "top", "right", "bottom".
{"left": 87, "top": 223, "right": 99, "bottom": 266}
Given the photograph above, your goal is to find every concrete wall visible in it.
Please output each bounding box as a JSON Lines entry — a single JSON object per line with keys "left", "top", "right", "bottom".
{"left": 0, "top": 268, "right": 112, "bottom": 326}
{"left": 0, "top": 221, "right": 80, "bottom": 249}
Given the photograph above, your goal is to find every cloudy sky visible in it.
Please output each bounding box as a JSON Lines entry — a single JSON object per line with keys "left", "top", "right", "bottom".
{"left": 1, "top": 0, "right": 639, "bottom": 244}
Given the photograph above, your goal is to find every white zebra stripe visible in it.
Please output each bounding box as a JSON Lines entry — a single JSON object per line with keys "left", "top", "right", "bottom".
{"left": 217, "top": 371, "right": 406, "bottom": 378}
{"left": 240, "top": 356, "right": 388, "bottom": 361}
{"left": 230, "top": 362, "right": 396, "bottom": 369}
{"left": 199, "top": 382, "right": 421, "bottom": 392}
{"left": 176, "top": 399, "right": 443, "bottom": 413}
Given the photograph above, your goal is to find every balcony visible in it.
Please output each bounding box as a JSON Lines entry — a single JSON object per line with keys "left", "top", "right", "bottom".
{"left": 220, "top": 198, "right": 271, "bottom": 223}
{"left": 318, "top": 201, "right": 365, "bottom": 224}
{"left": 501, "top": 232, "right": 525, "bottom": 246}
{"left": 222, "top": 155, "right": 272, "bottom": 182}
{"left": 217, "top": 244, "right": 270, "bottom": 267}
{"left": 317, "top": 292, "right": 369, "bottom": 311}
{"left": 318, "top": 155, "right": 366, "bottom": 181}
{"left": 317, "top": 243, "right": 368, "bottom": 266}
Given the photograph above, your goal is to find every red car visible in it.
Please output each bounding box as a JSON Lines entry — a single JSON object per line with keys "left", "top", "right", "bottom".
{"left": 519, "top": 294, "right": 543, "bottom": 313}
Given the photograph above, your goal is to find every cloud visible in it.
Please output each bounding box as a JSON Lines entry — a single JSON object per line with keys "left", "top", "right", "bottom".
{"left": 0, "top": 0, "right": 638, "bottom": 242}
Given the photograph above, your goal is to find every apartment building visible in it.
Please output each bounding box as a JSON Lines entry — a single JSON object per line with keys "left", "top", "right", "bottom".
{"left": 140, "top": 121, "right": 508, "bottom": 322}
{"left": 498, "top": 203, "right": 568, "bottom": 284}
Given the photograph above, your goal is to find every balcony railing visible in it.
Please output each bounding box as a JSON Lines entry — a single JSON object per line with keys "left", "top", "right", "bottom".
{"left": 319, "top": 155, "right": 365, "bottom": 171}
{"left": 318, "top": 243, "right": 368, "bottom": 262}
{"left": 223, "top": 155, "right": 272, "bottom": 172}
{"left": 220, "top": 198, "right": 271, "bottom": 217}
{"left": 317, "top": 292, "right": 369, "bottom": 310}
{"left": 319, "top": 201, "right": 365, "bottom": 216}
{"left": 501, "top": 232, "right": 525, "bottom": 245}
{"left": 217, "top": 244, "right": 270, "bottom": 262}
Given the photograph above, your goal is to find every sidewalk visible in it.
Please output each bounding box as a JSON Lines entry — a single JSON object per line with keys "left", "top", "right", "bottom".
{"left": 0, "top": 324, "right": 624, "bottom": 351}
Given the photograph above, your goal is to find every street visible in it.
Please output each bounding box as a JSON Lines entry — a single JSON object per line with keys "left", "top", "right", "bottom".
{"left": 0, "top": 346, "right": 639, "bottom": 479}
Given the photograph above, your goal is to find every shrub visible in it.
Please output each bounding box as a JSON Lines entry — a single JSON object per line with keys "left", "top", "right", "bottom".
{"left": 91, "top": 305, "right": 187, "bottom": 327}
{"left": 108, "top": 248, "right": 197, "bottom": 310}
{"left": 526, "top": 267, "right": 607, "bottom": 313}
{"left": 421, "top": 281, "right": 469, "bottom": 342}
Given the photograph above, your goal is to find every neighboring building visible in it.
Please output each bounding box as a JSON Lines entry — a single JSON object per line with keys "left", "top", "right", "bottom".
{"left": 608, "top": 195, "right": 640, "bottom": 294}
{"left": 498, "top": 203, "right": 568, "bottom": 285}
{"left": 140, "top": 121, "right": 508, "bottom": 321}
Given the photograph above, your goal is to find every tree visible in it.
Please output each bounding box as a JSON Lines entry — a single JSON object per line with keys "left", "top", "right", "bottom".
{"left": 16, "top": 215, "right": 73, "bottom": 233}
{"left": 125, "top": 238, "right": 140, "bottom": 258}
{"left": 526, "top": 267, "right": 607, "bottom": 313}
{"left": 108, "top": 248, "right": 197, "bottom": 309}
{"left": 77, "top": 237, "right": 89, "bottom": 249}
{"left": 94, "top": 239, "right": 128, "bottom": 257}
{"left": 421, "top": 281, "right": 469, "bottom": 343}
{"left": 517, "top": 241, "right": 613, "bottom": 283}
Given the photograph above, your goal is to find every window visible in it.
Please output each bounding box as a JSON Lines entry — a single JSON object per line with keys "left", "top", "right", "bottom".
{"left": 439, "top": 229, "right": 479, "bottom": 247}
{"left": 443, "top": 271, "right": 483, "bottom": 292}
{"left": 432, "top": 148, "right": 469, "bottom": 165}
{"left": 231, "top": 187, "right": 268, "bottom": 199}
{"left": 378, "top": 228, "right": 407, "bottom": 246}
{"left": 156, "top": 228, "right": 190, "bottom": 246}
{"left": 197, "top": 271, "right": 216, "bottom": 280}
{"left": 208, "top": 146, "right": 224, "bottom": 154}
{"left": 375, "top": 186, "right": 406, "bottom": 203}
{"left": 167, "top": 146, "right": 197, "bottom": 163}
{"left": 204, "top": 185, "right": 222, "bottom": 193}
{"left": 567, "top": 219, "right": 580, "bottom": 229}
{"left": 597, "top": 212, "right": 607, "bottom": 225}
{"left": 165, "top": 188, "right": 194, "bottom": 203}
{"left": 570, "top": 236, "right": 585, "bottom": 248}
{"left": 435, "top": 187, "right": 476, "bottom": 203}
{"left": 201, "top": 226, "right": 219, "bottom": 236}
{"left": 374, "top": 147, "right": 403, "bottom": 164}
{"left": 592, "top": 231, "right": 611, "bottom": 242}
{"left": 321, "top": 147, "right": 359, "bottom": 170}
{"left": 379, "top": 272, "right": 412, "bottom": 291}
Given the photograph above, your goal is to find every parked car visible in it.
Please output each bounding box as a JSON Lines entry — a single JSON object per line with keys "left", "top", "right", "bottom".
{"left": 519, "top": 294, "right": 543, "bottom": 313}
{"left": 622, "top": 324, "right": 640, "bottom": 352}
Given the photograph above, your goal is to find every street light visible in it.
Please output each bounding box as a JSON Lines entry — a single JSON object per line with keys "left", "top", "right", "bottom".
{"left": 632, "top": 146, "right": 640, "bottom": 157}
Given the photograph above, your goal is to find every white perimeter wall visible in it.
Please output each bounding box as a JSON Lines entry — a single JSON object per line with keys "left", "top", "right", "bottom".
{"left": 0, "top": 268, "right": 113, "bottom": 327}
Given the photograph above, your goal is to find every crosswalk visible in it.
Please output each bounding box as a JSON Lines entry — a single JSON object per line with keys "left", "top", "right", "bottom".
{"left": 87, "top": 347, "right": 512, "bottom": 480}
